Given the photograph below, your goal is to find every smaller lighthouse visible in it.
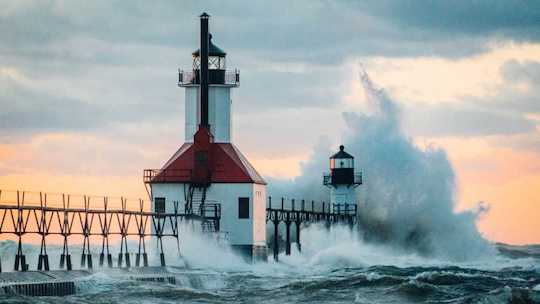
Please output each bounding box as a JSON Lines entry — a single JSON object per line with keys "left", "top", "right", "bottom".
{"left": 323, "top": 145, "right": 362, "bottom": 208}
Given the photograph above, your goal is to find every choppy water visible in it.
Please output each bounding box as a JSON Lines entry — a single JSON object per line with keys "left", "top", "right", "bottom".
{"left": 1, "top": 225, "right": 539, "bottom": 303}
{"left": 1, "top": 264, "right": 539, "bottom": 303}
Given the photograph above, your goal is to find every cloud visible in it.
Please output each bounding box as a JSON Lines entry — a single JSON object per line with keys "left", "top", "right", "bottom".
{"left": 358, "top": 0, "right": 540, "bottom": 41}
{"left": 402, "top": 103, "right": 537, "bottom": 137}
{"left": 0, "top": 72, "right": 105, "bottom": 133}
{"left": 1, "top": 1, "right": 538, "bottom": 138}
{"left": 2, "top": 0, "right": 537, "bottom": 66}
{"left": 0, "top": 132, "right": 154, "bottom": 177}
{"left": 502, "top": 60, "right": 540, "bottom": 84}
{"left": 371, "top": 57, "right": 540, "bottom": 138}
{"left": 495, "top": 59, "right": 540, "bottom": 114}
{"left": 0, "top": 56, "right": 183, "bottom": 137}
{"left": 2, "top": 1, "right": 540, "bottom": 163}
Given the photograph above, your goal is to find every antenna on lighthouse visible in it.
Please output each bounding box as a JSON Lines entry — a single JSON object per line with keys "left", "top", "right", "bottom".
{"left": 199, "top": 12, "right": 210, "bottom": 128}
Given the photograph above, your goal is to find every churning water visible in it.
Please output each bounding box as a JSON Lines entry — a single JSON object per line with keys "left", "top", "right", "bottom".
{"left": 1, "top": 224, "right": 539, "bottom": 304}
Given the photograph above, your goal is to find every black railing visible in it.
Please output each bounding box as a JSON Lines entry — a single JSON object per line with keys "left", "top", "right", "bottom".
{"left": 143, "top": 169, "right": 191, "bottom": 183}
{"left": 322, "top": 172, "right": 362, "bottom": 186}
{"left": 332, "top": 203, "right": 357, "bottom": 216}
{"left": 178, "top": 69, "right": 240, "bottom": 86}
{"left": 323, "top": 174, "right": 331, "bottom": 185}
{"left": 266, "top": 197, "right": 358, "bottom": 217}
{"left": 189, "top": 202, "right": 221, "bottom": 219}
{"left": 354, "top": 173, "right": 362, "bottom": 185}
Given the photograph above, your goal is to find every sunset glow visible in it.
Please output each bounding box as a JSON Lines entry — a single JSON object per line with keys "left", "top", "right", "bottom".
{"left": 1, "top": 1, "right": 539, "bottom": 246}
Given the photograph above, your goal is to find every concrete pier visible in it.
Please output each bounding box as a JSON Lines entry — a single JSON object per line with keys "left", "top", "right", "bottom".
{"left": 0, "top": 270, "right": 89, "bottom": 296}
{"left": 106, "top": 266, "right": 177, "bottom": 285}
{"left": 0, "top": 267, "right": 177, "bottom": 297}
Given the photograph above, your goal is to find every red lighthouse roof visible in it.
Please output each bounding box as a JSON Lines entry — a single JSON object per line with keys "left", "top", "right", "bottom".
{"left": 144, "top": 142, "right": 266, "bottom": 185}
{"left": 143, "top": 15, "right": 265, "bottom": 186}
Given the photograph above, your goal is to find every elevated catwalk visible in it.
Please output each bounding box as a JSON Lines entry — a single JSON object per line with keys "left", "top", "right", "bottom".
{"left": 266, "top": 197, "right": 357, "bottom": 261}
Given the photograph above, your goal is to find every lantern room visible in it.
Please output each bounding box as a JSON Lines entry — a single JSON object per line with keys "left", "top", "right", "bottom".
{"left": 177, "top": 15, "right": 239, "bottom": 88}
{"left": 192, "top": 34, "right": 226, "bottom": 70}
{"left": 330, "top": 145, "right": 354, "bottom": 169}
{"left": 324, "top": 145, "right": 362, "bottom": 186}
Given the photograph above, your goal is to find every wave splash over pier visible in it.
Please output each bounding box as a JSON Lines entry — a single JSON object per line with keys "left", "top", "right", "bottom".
{"left": 271, "top": 69, "right": 493, "bottom": 262}
{"left": 1, "top": 72, "right": 539, "bottom": 303}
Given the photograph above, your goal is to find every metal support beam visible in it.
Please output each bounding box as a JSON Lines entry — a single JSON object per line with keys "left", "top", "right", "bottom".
{"left": 273, "top": 213, "right": 279, "bottom": 261}
{"left": 285, "top": 218, "right": 291, "bottom": 256}
{"left": 295, "top": 220, "right": 301, "bottom": 253}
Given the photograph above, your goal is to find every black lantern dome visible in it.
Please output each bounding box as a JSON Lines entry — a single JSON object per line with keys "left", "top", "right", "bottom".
{"left": 192, "top": 34, "right": 227, "bottom": 70}
{"left": 330, "top": 145, "right": 354, "bottom": 169}
{"left": 177, "top": 15, "right": 239, "bottom": 88}
{"left": 192, "top": 34, "right": 226, "bottom": 57}
{"left": 324, "top": 145, "right": 362, "bottom": 187}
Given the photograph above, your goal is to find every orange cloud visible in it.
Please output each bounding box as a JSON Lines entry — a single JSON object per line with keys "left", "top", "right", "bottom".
{"left": 2, "top": 129, "right": 540, "bottom": 245}
{"left": 418, "top": 136, "right": 540, "bottom": 245}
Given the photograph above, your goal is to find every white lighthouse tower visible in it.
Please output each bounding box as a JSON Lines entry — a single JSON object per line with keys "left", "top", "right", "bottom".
{"left": 323, "top": 145, "right": 362, "bottom": 209}
{"left": 183, "top": 33, "right": 235, "bottom": 143}
{"left": 144, "top": 13, "right": 267, "bottom": 261}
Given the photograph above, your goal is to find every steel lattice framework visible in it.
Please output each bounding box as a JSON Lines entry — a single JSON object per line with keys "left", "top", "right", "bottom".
{"left": 266, "top": 197, "right": 357, "bottom": 262}
{"left": 0, "top": 190, "right": 220, "bottom": 272}
{"left": 0, "top": 190, "right": 356, "bottom": 271}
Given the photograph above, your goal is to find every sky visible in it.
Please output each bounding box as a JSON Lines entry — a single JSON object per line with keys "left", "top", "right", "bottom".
{"left": 1, "top": 0, "right": 539, "bottom": 245}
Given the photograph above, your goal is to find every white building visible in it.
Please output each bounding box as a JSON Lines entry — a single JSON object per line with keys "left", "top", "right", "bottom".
{"left": 323, "top": 145, "right": 362, "bottom": 211}
{"left": 144, "top": 13, "right": 267, "bottom": 261}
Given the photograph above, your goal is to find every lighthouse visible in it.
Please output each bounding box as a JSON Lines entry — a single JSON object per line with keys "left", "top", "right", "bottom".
{"left": 323, "top": 145, "right": 362, "bottom": 209}
{"left": 144, "top": 13, "right": 267, "bottom": 261}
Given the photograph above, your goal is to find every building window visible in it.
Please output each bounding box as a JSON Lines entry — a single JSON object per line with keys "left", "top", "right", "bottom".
{"left": 238, "top": 197, "right": 249, "bottom": 219}
{"left": 155, "top": 197, "right": 166, "bottom": 213}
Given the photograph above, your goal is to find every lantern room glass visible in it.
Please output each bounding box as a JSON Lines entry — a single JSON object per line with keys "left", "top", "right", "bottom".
{"left": 330, "top": 158, "right": 353, "bottom": 169}
{"left": 193, "top": 55, "right": 226, "bottom": 70}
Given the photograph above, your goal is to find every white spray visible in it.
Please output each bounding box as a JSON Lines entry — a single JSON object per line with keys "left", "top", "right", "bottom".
{"left": 270, "top": 69, "right": 494, "bottom": 262}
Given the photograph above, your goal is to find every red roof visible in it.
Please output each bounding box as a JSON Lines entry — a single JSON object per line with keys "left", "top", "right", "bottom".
{"left": 148, "top": 142, "right": 266, "bottom": 185}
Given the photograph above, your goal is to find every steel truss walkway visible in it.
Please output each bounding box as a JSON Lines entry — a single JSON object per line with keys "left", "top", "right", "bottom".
{"left": 266, "top": 197, "right": 357, "bottom": 261}
{"left": 0, "top": 190, "right": 220, "bottom": 272}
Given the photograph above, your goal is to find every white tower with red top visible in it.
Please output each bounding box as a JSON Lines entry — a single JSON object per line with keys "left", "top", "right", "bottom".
{"left": 183, "top": 32, "right": 237, "bottom": 143}
{"left": 144, "top": 13, "right": 267, "bottom": 261}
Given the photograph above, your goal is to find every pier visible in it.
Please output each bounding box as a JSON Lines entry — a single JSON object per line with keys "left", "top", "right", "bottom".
{"left": 0, "top": 190, "right": 357, "bottom": 271}
{"left": 0, "top": 267, "right": 177, "bottom": 297}
{"left": 0, "top": 189, "right": 357, "bottom": 296}
{"left": 266, "top": 197, "right": 357, "bottom": 261}
{"left": 0, "top": 190, "right": 220, "bottom": 272}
